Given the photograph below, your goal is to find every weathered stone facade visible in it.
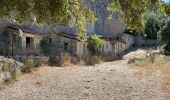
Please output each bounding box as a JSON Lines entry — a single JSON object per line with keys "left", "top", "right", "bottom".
{"left": 0, "top": 25, "right": 43, "bottom": 56}
{"left": 45, "top": 32, "right": 90, "bottom": 57}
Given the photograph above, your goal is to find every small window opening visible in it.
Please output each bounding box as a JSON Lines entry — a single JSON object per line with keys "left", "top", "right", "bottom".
{"left": 64, "top": 42, "right": 68, "bottom": 51}
{"left": 48, "top": 38, "right": 52, "bottom": 44}
{"left": 26, "top": 37, "right": 33, "bottom": 48}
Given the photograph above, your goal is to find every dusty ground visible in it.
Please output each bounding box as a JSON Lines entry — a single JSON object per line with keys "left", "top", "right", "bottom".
{"left": 0, "top": 60, "right": 169, "bottom": 100}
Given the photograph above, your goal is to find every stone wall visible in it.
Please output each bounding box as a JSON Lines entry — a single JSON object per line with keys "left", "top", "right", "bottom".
{"left": 101, "top": 41, "right": 114, "bottom": 54}
{"left": 114, "top": 41, "right": 126, "bottom": 55}
{"left": 2, "top": 28, "right": 43, "bottom": 56}
{"left": 121, "top": 34, "right": 135, "bottom": 50}
{"left": 134, "top": 36, "right": 160, "bottom": 47}
{"left": 46, "top": 33, "right": 89, "bottom": 57}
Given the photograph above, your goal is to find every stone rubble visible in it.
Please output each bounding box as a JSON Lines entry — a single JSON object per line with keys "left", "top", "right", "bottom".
{"left": 0, "top": 56, "right": 23, "bottom": 82}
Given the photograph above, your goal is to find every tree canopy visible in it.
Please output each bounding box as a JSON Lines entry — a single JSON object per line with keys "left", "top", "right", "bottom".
{"left": 0, "top": 0, "right": 168, "bottom": 35}
{"left": 108, "top": 0, "right": 166, "bottom": 31}
{"left": 0, "top": 0, "right": 95, "bottom": 36}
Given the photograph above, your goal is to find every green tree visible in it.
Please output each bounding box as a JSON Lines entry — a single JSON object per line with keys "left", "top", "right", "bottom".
{"left": 0, "top": 0, "right": 95, "bottom": 36}
{"left": 0, "top": 0, "right": 166, "bottom": 35}
{"left": 88, "top": 34, "right": 105, "bottom": 55}
{"left": 144, "top": 13, "right": 160, "bottom": 39}
{"left": 108, "top": 0, "right": 166, "bottom": 32}
{"left": 160, "top": 21, "right": 170, "bottom": 55}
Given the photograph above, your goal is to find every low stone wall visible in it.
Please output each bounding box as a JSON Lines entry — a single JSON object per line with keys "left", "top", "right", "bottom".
{"left": 134, "top": 36, "right": 160, "bottom": 47}
{"left": 0, "top": 56, "right": 23, "bottom": 82}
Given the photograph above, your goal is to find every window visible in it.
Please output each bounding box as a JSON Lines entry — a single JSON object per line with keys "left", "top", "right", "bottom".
{"left": 48, "top": 38, "right": 52, "bottom": 44}
{"left": 26, "top": 37, "right": 34, "bottom": 48}
{"left": 26, "top": 37, "right": 31, "bottom": 48}
{"left": 64, "top": 42, "right": 68, "bottom": 51}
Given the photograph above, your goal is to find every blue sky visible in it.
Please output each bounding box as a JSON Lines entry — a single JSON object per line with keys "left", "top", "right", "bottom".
{"left": 163, "top": 0, "right": 170, "bottom": 3}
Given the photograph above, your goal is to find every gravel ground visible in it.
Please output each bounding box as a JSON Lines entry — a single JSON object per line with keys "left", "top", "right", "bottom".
{"left": 0, "top": 60, "right": 169, "bottom": 100}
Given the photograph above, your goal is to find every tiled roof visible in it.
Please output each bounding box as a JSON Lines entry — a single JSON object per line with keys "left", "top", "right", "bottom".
{"left": 56, "top": 32, "right": 82, "bottom": 41}
{"left": 7, "top": 25, "right": 42, "bottom": 35}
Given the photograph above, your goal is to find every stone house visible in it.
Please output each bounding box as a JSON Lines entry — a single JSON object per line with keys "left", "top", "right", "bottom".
{"left": 0, "top": 23, "right": 134, "bottom": 58}
{"left": 101, "top": 37, "right": 127, "bottom": 55}
{"left": 0, "top": 25, "right": 43, "bottom": 56}
{"left": 45, "top": 32, "right": 133, "bottom": 57}
{"left": 44, "top": 32, "right": 90, "bottom": 57}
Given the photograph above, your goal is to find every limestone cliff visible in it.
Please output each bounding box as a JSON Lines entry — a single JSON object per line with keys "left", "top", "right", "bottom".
{"left": 84, "top": 0, "right": 125, "bottom": 37}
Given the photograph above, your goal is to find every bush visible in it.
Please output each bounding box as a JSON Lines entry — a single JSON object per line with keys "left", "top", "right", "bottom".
{"left": 34, "top": 57, "right": 48, "bottom": 67}
{"left": 0, "top": 69, "right": 2, "bottom": 74}
{"left": 88, "top": 34, "right": 105, "bottom": 55}
{"left": 12, "top": 68, "right": 22, "bottom": 79}
{"left": 85, "top": 55, "right": 102, "bottom": 65}
{"left": 0, "top": 82, "right": 5, "bottom": 90}
{"left": 49, "top": 53, "right": 71, "bottom": 67}
{"left": 160, "top": 21, "right": 170, "bottom": 55}
{"left": 71, "top": 57, "right": 85, "bottom": 65}
{"left": 21, "top": 59, "right": 34, "bottom": 73}
{"left": 59, "top": 53, "right": 71, "bottom": 67}
{"left": 40, "top": 38, "right": 50, "bottom": 56}
{"left": 101, "top": 52, "right": 116, "bottom": 62}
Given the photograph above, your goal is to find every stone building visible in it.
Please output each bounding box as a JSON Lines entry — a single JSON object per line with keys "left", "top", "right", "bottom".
{"left": 0, "top": 25, "right": 43, "bottom": 56}
{"left": 45, "top": 32, "right": 132, "bottom": 58}
{"left": 101, "top": 37, "right": 127, "bottom": 55}
{"left": 45, "top": 32, "right": 90, "bottom": 57}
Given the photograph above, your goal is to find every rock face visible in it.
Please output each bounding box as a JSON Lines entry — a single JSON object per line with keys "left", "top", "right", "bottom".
{"left": 54, "top": 0, "right": 125, "bottom": 36}
{"left": 84, "top": 0, "right": 125, "bottom": 37}
{"left": 0, "top": 56, "right": 23, "bottom": 82}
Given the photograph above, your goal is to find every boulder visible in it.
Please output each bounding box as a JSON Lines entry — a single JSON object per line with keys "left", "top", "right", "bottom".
{"left": 123, "top": 49, "right": 147, "bottom": 60}
{"left": 0, "top": 56, "right": 23, "bottom": 82}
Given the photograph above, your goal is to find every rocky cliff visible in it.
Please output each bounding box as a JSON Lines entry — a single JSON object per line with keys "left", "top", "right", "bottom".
{"left": 84, "top": 0, "right": 125, "bottom": 37}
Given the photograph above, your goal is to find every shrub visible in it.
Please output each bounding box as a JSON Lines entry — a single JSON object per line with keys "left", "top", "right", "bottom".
{"left": 0, "top": 83, "right": 5, "bottom": 90}
{"left": 34, "top": 57, "right": 48, "bottom": 67}
{"left": 71, "top": 57, "right": 85, "bottom": 65}
{"left": 12, "top": 68, "right": 22, "bottom": 79}
{"left": 59, "top": 53, "right": 71, "bottom": 67}
{"left": 49, "top": 53, "right": 71, "bottom": 67}
{"left": 40, "top": 38, "right": 50, "bottom": 56}
{"left": 144, "top": 15, "right": 160, "bottom": 39}
{"left": 85, "top": 55, "right": 102, "bottom": 65}
{"left": 88, "top": 34, "right": 105, "bottom": 55}
{"left": 22, "top": 59, "right": 34, "bottom": 73}
{"left": 34, "top": 59, "right": 42, "bottom": 68}
{"left": 102, "top": 52, "right": 116, "bottom": 62}
{"left": 160, "top": 21, "right": 170, "bottom": 55}
{"left": 0, "top": 69, "right": 2, "bottom": 74}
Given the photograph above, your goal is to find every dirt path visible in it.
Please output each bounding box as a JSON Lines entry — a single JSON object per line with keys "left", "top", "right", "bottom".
{"left": 0, "top": 60, "right": 168, "bottom": 100}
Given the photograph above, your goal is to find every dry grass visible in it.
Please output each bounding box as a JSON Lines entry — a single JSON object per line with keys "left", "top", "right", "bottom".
{"left": 129, "top": 55, "right": 170, "bottom": 96}
{"left": 21, "top": 59, "right": 34, "bottom": 73}
{"left": 85, "top": 55, "right": 102, "bottom": 65}
{"left": 0, "top": 82, "right": 5, "bottom": 90}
